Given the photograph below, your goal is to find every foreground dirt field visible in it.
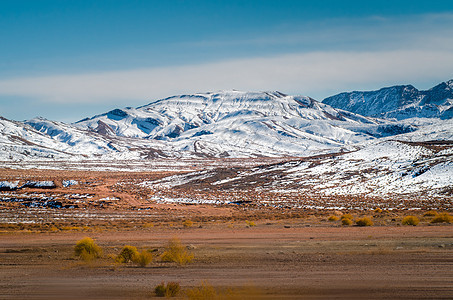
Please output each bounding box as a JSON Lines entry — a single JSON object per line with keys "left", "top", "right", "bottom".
{"left": 1, "top": 224, "right": 452, "bottom": 299}
{"left": 1, "top": 168, "right": 452, "bottom": 299}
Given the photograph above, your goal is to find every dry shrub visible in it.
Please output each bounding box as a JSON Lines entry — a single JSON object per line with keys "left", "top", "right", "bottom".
{"left": 423, "top": 210, "right": 438, "bottom": 217}
{"left": 74, "top": 237, "right": 102, "bottom": 261}
{"left": 430, "top": 213, "right": 453, "bottom": 224}
{"left": 161, "top": 237, "right": 194, "bottom": 265}
{"left": 183, "top": 220, "right": 194, "bottom": 228}
{"left": 155, "top": 282, "right": 180, "bottom": 297}
{"left": 341, "top": 214, "right": 353, "bottom": 220}
{"left": 143, "top": 222, "right": 154, "bottom": 228}
{"left": 186, "top": 281, "right": 263, "bottom": 300}
{"left": 355, "top": 217, "right": 373, "bottom": 226}
{"left": 135, "top": 250, "right": 153, "bottom": 267}
{"left": 116, "top": 245, "right": 139, "bottom": 263}
{"left": 328, "top": 215, "right": 339, "bottom": 221}
{"left": 186, "top": 281, "right": 217, "bottom": 300}
{"left": 401, "top": 216, "right": 419, "bottom": 226}
{"left": 374, "top": 208, "right": 382, "bottom": 213}
{"left": 245, "top": 220, "right": 256, "bottom": 227}
{"left": 341, "top": 218, "right": 353, "bottom": 226}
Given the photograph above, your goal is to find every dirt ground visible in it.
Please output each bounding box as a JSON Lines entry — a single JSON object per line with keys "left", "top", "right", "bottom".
{"left": 1, "top": 168, "right": 452, "bottom": 299}
{"left": 1, "top": 224, "right": 452, "bottom": 299}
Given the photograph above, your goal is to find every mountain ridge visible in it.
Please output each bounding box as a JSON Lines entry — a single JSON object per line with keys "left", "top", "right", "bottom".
{"left": 1, "top": 81, "right": 452, "bottom": 162}
{"left": 323, "top": 79, "right": 453, "bottom": 120}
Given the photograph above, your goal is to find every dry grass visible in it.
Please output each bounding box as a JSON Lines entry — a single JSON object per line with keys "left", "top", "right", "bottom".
{"left": 116, "top": 245, "right": 139, "bottom": 263}
{"left": 134, "top": 250, "right": 153, "bottom": 267}
{"left": 186, "top": 281, "right": 217, "bottom": 300}
{"left": 183, "top": 220, "right": 194, "bottom": 228}
{"left": 328, "top": 215, "right": 339, "bottom": 221}
{"left": 341, "top": 218, "right": 353, "bottom": 226}
{"left": 155, "top": 282, "right": 181, "bottom": 297}
{"left": 74, "top": 237, "right": 102, "bottom": 262}
{"left": 430, "top": 213, "right": 453, "bottom": 224}
{"left": 186, "top": 281, "right": 264, "bottom": 300}
{"left": 355, "top": 217, "right": 373, "bottom": 227}
{"left": 402, "top": 216, "right": 419, "bottom": 226}
{"left": 423, "top": 210, "right": 438, "bottom": 217}
{"left": 245, "top": 220, "right": 256, "bottom": 227}
{"left": 161, "top": 237, "right": 194, "bottom": 266}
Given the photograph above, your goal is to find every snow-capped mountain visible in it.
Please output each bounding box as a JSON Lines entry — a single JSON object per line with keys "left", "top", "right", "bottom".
{"left": 323, "top": 80, "right": 453, "bottom": 120}
{"left": 0, "top": 116, "right": 141, "bottom": 161}
{"left": 73, "top": 91, "right": 415, "bottom": 157}
{"left": 1, "top": 85, "right": 452, "bottom": 163}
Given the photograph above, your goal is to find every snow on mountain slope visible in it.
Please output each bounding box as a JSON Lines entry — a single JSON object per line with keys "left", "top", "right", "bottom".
{"left": 323, "top": 80, "right": 453, "bottom": 120}
{"left": 142, "top": 140, "right": 452, "bottom": 206}
{"left": 74, "top": 91, "right": 415, "bottom": 157}
{"left": 0, "top": 116, "right": 148, "bottom": 161}
{"left": 2, "top": 87, "right": 451, "bottom": 162}
{"left": 0, "top": 117, "right": 73, "bottom": 161}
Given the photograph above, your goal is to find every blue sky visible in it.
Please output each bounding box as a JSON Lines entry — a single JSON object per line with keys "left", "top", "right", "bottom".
{"left": 1, "top": 0, "right": 453, "bottom": 122}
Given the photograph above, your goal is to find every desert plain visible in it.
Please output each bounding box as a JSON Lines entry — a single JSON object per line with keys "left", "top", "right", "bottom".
{"left": 1, "top": 164, "right": 452, "bottom": 299}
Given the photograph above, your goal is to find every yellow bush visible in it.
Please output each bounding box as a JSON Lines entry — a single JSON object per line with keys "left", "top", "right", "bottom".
{"left": 74, "top": 237, "right": 102, "bottom": 261}
{"left": 116, "top": 245, "right": 139, "bottom": 263}
{"left": 186, "top": 281, "right": 217, "bottom": 300}
{"left": 423, "top": 210, "right": 438, "bottom": 217}
{"left": 341, "top": 214, "right": 353, "bottom": 220}
{"left": 402, "top": 216, "right": 419, "bottom": 226}
{"left": 161, "top": 237, "right": 194, "bottom": 265}
{"left": 328, "top": 215, "right": 339, "bottom": 221}
{"left": 134, "top": 250, "right": 153, "bottom": 267}
{"left": 341, "top": 218, "right": 353, "bottom": 226}
{"left": 355, "top": 217, "right": 373, "bottom": 226}
{"left": 374, "top": 208, "right": 382, "bottom": 213}
{"left": 245, "top": 220, "right": 256, "bottom": 227}
{"left": 143, "top": 222, "right": 154, "bottom": 228}
{"left": 155, "top": 282, "right": 180, "bottom": 297}
{"left": 183, "top": 220, "right": 194, "bottom": 228}
{"left": 430, "top": 213, "right": 453, "bottom": 224}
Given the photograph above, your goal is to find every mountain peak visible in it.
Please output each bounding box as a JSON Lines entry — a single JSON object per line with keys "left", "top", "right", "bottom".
{"left": 323, "top": 80, "right": 453, "bottom": 120}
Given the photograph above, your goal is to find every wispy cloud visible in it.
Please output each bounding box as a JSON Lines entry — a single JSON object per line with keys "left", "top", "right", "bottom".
{"left": 1, "top": 49, "right": 452, "bottom": 103}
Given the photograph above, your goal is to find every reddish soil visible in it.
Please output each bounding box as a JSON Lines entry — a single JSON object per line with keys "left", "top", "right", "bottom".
{"left": 1, "top": 224, "right": 453, "bottom": 299}
{"left": 1, "top": 168, "right": 452, "bottom": 299}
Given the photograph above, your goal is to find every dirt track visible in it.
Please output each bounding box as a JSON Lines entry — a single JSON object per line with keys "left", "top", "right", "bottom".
{"left": 1, "top": 225, "right": 452, "bottom": 299}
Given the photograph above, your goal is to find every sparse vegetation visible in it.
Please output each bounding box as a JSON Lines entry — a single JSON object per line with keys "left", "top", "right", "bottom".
{"left": 186, "top": 281, "right": 263, "bottom": 300}
{"left": 430, "top": 213, "right": 453, "bottom": 224}
{"left": 402, "top": 216, "right": 419, "bottom": 226}
{"left": 74, "top": 237, "right": 102, "bottom": 261}
{"left": 341, "top": 214, "right": 353, "bottom": 220}
{"left": 355, "top": 217, "right": 373, "bottom": 227}
{"left": 135, "top": 250, "right": 153, "bottom": 267}
{"left": 341, "top": 214, "right": 353, "bottom": 226}
{"left": 328, "top": 215, "right": 339, "bottom": 221}
{"left": 161, "top": 237, "right": 194, "bottom": 265}
{"left": 341, "top": 218, "right": 353, "bottom": 226}
{"left": 423, "top": 210, "right": 438, "bottom": 217}
{"left": 155, "top": 282, "right": 181, "bottom": 297}
{"left": 116, "top": 245, "right": 139, "bottom": 263}
{"left": 143, "top": 222, "right": 154, "bottom": 228}
{"left": 186, "top": 281, "right": 217, "bottom": 300}
{"left": 183, "top": 220, "right": 194, "bottom": 228}
{"left": 245, "top": 220, "right": 256, "bottom": 227}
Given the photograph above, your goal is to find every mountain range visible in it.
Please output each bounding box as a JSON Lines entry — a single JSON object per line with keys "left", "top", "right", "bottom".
{"left": 323, "top": 79, "right": 453, "bottom": 120}
{"left": 1, "top": 80, "right": 452, "bottom": 162}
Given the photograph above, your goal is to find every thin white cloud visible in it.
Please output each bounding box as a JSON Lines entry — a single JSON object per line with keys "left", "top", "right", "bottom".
{"left": 0, "top": 49, "right": 453, "bottom": 103}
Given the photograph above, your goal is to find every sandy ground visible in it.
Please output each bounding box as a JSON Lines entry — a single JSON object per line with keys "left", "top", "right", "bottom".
{"left": 1, "top": 224, "right": 452, "bottom": 299}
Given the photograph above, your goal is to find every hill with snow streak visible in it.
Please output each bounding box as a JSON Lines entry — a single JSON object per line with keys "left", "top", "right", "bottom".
{"left": 74, "top": 91, "right": 414, "bottom": 157}
{"left": 323, "top": 80, "right": 453, "bottom": 120}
